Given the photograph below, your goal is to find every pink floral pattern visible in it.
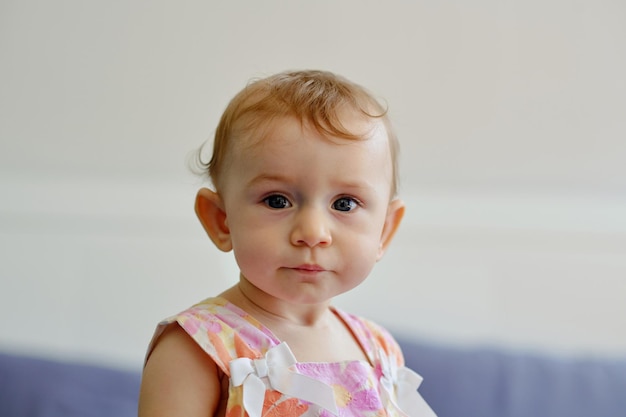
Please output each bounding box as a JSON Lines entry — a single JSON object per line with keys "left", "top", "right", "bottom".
{"left": 147, "top": 297, "right": 430, "bottom": 417}
{"left": 296, "top": 361, "right": 383, "bottom": 416}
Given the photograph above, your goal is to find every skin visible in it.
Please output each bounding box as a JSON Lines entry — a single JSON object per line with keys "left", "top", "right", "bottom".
{"left": 138, "top": 114, "right": 405, "bottom": 417}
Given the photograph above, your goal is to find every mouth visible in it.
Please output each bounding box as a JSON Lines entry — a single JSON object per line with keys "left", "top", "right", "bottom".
{"left": 291, "top": 264, "right": 327, "bottom": 273}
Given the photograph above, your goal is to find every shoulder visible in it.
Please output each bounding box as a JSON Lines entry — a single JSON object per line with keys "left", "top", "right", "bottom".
{"left": 139, "top": 325, "right": 223, "bottom": 417}
{"left": 146, "top": 297, "right": 271, "bottom": 374}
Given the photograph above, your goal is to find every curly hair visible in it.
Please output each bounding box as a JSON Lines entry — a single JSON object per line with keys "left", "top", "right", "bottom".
{"left": 196, "top": 70, "right": 399, "bottom": 196}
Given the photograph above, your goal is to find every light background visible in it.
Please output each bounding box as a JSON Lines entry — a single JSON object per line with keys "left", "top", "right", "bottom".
{"left": 1, "top": 0, "right": 625, "bottom": 370}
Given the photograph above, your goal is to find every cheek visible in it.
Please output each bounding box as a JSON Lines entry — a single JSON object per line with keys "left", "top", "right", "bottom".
{"left": 229, "top": 224, "right": 276, "bottom": 272}
{"left": 339, "top": 229, "right": 383, "bottom": 275}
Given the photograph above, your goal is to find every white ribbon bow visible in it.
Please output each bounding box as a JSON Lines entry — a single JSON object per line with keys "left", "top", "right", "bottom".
{"left": 379, "top": 349, "right": 438, "bottom": 417}
{"left": 229, "top": 342, "right": 338, "bottom": 417}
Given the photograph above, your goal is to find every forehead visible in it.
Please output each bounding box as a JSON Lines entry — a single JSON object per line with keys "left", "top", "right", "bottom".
{"left": 223, "top": 116, "right": 394, "bottom": 189}
{"left": 234, "top": 113, "right": 388, "bottom": 155}
{"left": 238, "top": 115, "right": 389, "bottom": 160}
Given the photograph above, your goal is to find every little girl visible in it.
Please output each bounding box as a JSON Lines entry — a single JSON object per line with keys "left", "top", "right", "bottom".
{"left": 138, "top": 70, "right": 437, "bottom": 417}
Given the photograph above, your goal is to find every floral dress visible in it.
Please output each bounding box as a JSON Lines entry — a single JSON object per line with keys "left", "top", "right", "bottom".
{"left": 146, "top": 297, "right": 436, "bottom": 417}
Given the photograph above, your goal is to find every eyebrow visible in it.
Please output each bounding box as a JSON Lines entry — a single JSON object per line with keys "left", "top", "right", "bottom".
{"left": 246, "top": 173, "right": 376, "bottom": 192}
{"left": 246, "top": 173, "right": 291, "bottom": 187}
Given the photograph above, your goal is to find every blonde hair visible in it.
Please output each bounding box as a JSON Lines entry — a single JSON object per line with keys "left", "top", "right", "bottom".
{"left": 197, "top": 70, "right": 399, "bottom": 196}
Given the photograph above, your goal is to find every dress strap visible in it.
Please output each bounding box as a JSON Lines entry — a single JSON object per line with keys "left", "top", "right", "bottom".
{"left": 146, "top": 297, "right": 281, "bottom": 375}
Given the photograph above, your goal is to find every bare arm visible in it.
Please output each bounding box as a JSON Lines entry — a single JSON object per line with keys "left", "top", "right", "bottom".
{"left": 138, "top": 324, "right": 222, "bottom": 417}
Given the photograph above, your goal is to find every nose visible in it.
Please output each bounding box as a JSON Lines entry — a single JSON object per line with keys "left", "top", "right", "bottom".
{"left": 290, "top": 206, "right": 332, "bottom": 248}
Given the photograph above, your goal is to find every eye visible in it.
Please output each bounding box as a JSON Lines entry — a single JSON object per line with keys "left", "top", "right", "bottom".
{"left": 332, "top": 197, "right": 359, "bottom": 212}
{"left": 263, "top": 194, "right": 292, "bottom": 209}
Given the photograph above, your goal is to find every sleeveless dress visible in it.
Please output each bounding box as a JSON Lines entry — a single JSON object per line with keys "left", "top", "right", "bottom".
{"left": 146, "top": 297, "right": 436, "bottom": 417}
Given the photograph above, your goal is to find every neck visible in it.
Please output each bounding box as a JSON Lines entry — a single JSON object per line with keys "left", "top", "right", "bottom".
{"left": 220, "top": 278, "right": 333, "bottom": 328}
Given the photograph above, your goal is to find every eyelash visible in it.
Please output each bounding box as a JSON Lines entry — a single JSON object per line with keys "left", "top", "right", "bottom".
{"left": 261, "top": 194, "right": 363, "bottom": 212}
{"left": 332, "top": 196, "right": 362, "bottom": 212}
{"left": 263, "top": 194, "right": 291, "bottom": 209}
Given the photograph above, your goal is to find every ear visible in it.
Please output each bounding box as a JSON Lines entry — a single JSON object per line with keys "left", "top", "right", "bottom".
{"left": 195, "top": 188, "right": 233, "bottom": 252}
{"left": 376, "top": 198, "right": 405, "bottom": 261}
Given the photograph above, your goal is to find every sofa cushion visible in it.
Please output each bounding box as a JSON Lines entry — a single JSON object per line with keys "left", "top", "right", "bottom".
{"left": 398, "top": 336, "right": 626, "bottom": 417}
{"left": 0, "top": 352, "right": 140, "bottom": 417}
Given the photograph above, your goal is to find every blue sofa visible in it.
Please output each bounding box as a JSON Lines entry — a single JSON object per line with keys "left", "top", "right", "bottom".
{"left": 0, "top": 352, "right": 140, "bottom": 417}
{"left": 400, "top": 337, "right": 626, "bottom": 417}
{"left": 2, "top": 336, "right": 625, "bottom": 417}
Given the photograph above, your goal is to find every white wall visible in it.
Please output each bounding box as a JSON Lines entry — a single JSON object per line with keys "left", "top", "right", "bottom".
{"left": 1, "top": 1, "right": 625, "bottom": 370}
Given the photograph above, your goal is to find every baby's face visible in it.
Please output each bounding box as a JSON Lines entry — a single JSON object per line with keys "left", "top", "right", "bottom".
{"left": 218, "top": 115, "right": 397, "bottom": 306}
